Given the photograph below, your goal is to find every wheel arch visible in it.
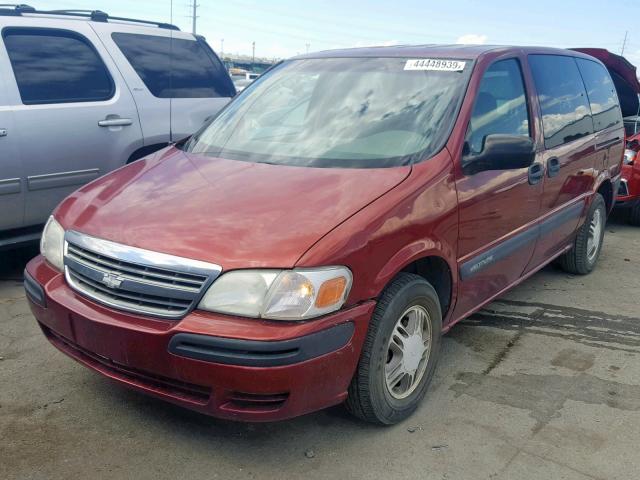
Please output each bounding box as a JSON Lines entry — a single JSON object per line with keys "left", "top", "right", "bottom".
{"left": 374, "top": 243, "right": 456, "bottom": 321}
{"left": 596, "top": 178, "right": 614, "bottom": 214}
{"left": 126, "top": 142, "right": 170, "bottom": 164}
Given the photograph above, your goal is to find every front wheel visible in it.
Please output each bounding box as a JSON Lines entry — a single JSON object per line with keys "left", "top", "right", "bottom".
{"left": 559, "top": 193, "right": 606, "bottom": 275}
{"left": 629, "top": 202, "right": 640, "bottom": 226}
{"left": 346, "top": 273, "right": 442, "bottom": 424}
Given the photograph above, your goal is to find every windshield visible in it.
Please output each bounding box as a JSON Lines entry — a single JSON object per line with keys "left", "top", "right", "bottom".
{"left": 186, "top": 57, "right": 472, "bottom": 168}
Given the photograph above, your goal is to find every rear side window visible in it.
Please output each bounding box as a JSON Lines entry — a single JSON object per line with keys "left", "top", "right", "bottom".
{"left": 112, "top": 33, "right": 235, "bottom": 98}
{"left": 576, "top": 58, "right": 622, "bottom": 132}
{"left": 2, "top": 28, "right": 114, "bottom": 105}
{"left": 529, "top": 55, "right": 594, "bottom": 149}
{"left": 466, "top": 58, "right": 530, "bottom": 155}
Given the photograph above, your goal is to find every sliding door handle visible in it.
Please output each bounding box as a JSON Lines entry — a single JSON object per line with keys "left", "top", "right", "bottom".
{"left": 0, "top": 128, "right": 7, "bottom": 137}
{"left": 547, "top": 157, "right": 560, "bottom": 177}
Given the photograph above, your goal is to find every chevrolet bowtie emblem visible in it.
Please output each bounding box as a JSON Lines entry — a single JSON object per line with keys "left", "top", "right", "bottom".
{"left": 102, "top": 273, "right": 124, "bottom": 289}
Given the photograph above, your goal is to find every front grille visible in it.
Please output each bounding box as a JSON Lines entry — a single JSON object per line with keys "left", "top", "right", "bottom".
{"left": 64, "top": 230, "right": 221, "bottom": 319}
{"left": 618, "top": 179, "right": 629, "bottom": 197}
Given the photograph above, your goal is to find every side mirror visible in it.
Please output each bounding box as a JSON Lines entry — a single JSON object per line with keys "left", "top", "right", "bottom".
{"left": 463, "top": 134, "right": 535, "bottom": 175}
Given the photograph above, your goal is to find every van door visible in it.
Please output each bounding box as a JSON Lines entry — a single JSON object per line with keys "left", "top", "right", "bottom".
{"left": 2, "top": 22, "right": 143, "bottom": 228}
{"left": 525, "top": 55, "right": 600, "bottom": 270}
{"left": 575, "top": 57, "right": 624, "bottom": 196}
{"left": 0, "top": 42, "right": 22, "bottom": 231}
{"left": 103, "top": 28, "right": 234, "bottom": 145}
{"left": 453, "top": 57, "right": 543, "bottom": 318}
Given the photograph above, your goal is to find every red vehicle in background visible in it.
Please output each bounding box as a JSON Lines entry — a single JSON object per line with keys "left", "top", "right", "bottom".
{"left": 573, "top": 48, "right": 640, "bottom": 224}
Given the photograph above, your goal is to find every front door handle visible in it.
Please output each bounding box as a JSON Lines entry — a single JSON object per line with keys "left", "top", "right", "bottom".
{"left": 547, "top": 157, "right": 560, "bottom": 177}
{"left": 0, "top": 128, "right": 7, "bottom": 137}
{"left": 98, "top": 117, "right": 133, "bottom": 127}
{"left": 528, "top": 162, "right": 544, "bottom": 185}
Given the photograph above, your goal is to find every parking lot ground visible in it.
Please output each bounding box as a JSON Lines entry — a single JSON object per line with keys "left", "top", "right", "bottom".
{"left": 1, "top": 216, "right": 639, "bottom": 480}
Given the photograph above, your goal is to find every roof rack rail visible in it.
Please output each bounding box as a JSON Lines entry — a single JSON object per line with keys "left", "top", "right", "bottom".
{"left": 0, "top": 4, "right": 180, "bottom": 30}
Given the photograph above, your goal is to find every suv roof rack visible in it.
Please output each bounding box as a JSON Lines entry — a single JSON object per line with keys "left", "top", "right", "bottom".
{"left": 0, "top": 4, "right": 180, "bottom": 30}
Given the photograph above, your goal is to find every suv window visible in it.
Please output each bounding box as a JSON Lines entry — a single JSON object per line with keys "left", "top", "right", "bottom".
{"left": 529, "top": 55, "right": 594, "bottom": 148}
{"left": 112, "top": 33, "right": 235, "bottom": 98}
{"left": 2, "top": 28, "right": 114, "bottom": 105}
{"left": 576, "top": 58, "right": 622, "bottom": 132}
{"left": 465, "top": 59, "right": 530, "bottom": 155}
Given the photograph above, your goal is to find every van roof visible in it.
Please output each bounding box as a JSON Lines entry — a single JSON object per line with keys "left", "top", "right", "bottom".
{"left": 295, "top": 44, "right": 593, "bottom": 61}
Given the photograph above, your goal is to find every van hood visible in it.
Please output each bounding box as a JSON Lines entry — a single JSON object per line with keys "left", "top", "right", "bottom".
{"left": 55, "top": 147, "right": 410, "bottom": 270}
{"left": 572, "top": 48, "right": 640, "bottom": 117}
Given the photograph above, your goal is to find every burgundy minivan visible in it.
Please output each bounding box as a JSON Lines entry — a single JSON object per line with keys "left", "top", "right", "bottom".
{"left": 25, "top": 45, "right": 623, "bottom": 424}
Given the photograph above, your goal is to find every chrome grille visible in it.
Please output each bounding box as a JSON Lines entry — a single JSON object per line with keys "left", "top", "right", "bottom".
{"left": 63, "top": 230, "right": 221, "bottom": 319}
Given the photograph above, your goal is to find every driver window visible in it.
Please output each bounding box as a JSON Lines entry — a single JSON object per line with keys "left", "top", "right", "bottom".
{"left": 465, "top": 59, "right": 530, "bottom": 155}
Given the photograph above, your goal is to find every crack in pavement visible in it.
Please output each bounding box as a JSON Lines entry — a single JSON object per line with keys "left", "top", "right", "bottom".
{"left": 463, "top": 299, "right": 640, "bottom": 353}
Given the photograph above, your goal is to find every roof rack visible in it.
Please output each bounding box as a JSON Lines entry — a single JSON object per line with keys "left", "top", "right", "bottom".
{"left": 0, "top": 4, "right": 180, "bottom": 30}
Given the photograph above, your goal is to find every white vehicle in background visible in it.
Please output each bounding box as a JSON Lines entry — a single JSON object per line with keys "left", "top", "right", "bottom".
{"left": 0, "top": 5, "right": 235, "bottom": 248}
{"left": 232, "top": 71, "right": 261, "bottom": 92}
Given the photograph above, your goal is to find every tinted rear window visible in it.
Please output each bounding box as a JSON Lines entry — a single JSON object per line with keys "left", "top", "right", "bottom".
{"left": 112, "top": 33, "right": 234, "bottom": 98}
{"left": 576, "top": 58, "right": 622, "bottom": 132}
{"left": 3, "top": 27, "right": 114, "bottom": 105}
{"left": 529, "top": 54, "right": 594, "bottom": 148}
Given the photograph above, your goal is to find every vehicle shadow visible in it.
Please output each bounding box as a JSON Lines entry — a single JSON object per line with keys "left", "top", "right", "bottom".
{"left": 0, "top": 244, "right": 39, "bottom": 282}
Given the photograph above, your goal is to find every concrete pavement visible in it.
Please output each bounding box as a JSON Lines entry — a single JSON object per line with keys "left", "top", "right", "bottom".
{"left": 1, "top": 217, "right": 639, "bottom": 480}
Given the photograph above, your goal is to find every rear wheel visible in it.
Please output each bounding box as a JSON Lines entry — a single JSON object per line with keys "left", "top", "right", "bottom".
{"left": 346, "top": 273, "right": 442, "bottom": 424}
{"left": 629, "top": 202, "right": 640, "bottom": 226}
{"left": 559, "top": 193, "right": 606, "bottom": 275}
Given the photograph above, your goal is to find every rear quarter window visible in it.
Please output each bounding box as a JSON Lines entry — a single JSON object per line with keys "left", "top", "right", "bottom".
{"left": 112, "top": 33, "right": 235, "bottom": 99}
{"left": 2, "top": 27, "right": 114, "bottom": 105}
{"left": 575, "top": 58, "right": 622, "bottom": 132}
{"left": 529, "top": 54, "right": 594, "bottom": 149}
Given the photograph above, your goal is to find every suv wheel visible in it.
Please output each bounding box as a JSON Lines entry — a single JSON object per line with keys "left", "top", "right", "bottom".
{"left": 559, "top": 193, "right": 606, "bottom": 275}
{"left": 346, "top": 273, "right": 442, "bottom": 424}
{"left": 629, "top": 202, "right": 640, "bottom": 226}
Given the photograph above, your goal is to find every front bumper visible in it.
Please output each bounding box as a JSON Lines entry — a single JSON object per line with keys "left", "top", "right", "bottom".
{"left": 25, "top": 255, "right": 375, "bottom": 422}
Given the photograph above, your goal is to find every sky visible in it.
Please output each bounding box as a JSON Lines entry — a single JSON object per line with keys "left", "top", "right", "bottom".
{"left": 33, "top": 0, "right": 640, "bottom": 66}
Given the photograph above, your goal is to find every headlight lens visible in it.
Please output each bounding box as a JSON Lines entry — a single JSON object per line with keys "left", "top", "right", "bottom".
{"left": 624, "top": 149, "right": 636, "bottom": 165}
{"left": 40, "top": 216, "right": 65, "bottom": 271}
{"left": 198, "top": 267, "right": 352, "bottom": 320}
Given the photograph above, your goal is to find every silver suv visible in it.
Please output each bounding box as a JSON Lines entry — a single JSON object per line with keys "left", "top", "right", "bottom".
{"left": 0, "top": 5, "right": 235, "bottom": 248}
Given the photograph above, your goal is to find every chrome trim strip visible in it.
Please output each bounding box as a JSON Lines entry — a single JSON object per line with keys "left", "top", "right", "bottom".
{"left": 0, "top": 178, "right": 21, "bottom": 195}
{"left": 65, "top": 230, "right": 222, "bottom": 277}
{"left": 27, "top": 168, "right": 101, "bottom": 191}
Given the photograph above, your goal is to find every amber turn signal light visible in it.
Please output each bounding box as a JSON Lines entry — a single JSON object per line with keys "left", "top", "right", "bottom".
{"left": 315, "top": 276, "right": 348, "bottom": 308}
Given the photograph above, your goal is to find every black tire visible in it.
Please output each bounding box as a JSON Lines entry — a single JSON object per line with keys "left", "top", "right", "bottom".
{"left": 630, "top": 202, "right": 640, "bottom": 226}
{"left": 559, "top": 193, "right": 606, "bottom": 275}
{"left": 346, "top": 273, "right": 442, "bottom": 425}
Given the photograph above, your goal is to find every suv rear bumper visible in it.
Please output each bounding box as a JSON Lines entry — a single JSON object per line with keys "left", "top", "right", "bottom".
{"left": 25, "top": 255, "right": 375, "bottom": 422}
{"left": 615, "top": 164, "right": 640, "bottom": 208}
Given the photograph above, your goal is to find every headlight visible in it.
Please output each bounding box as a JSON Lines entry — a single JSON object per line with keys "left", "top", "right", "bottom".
{"left": 198, "top": 267, "right": 353, "bottom": 320}
{"left": 40, "top": 216, "right": 65, "bottom": 271}
{"left": 624, "top": 149, "right": 636, "bottom": 165}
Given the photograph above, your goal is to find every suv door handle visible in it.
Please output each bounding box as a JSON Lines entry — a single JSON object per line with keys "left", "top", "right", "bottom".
{"left": 98, "top": 117, "right": 133, "bottom": 127}
{"left": 0, "top": 128, "right": 7, "bottom": 137}
{"left": 528, "top": 162, "right": 544, "bottom": 185}
{"left": 547, "top": 157, "right": 560, "bottom": 177}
